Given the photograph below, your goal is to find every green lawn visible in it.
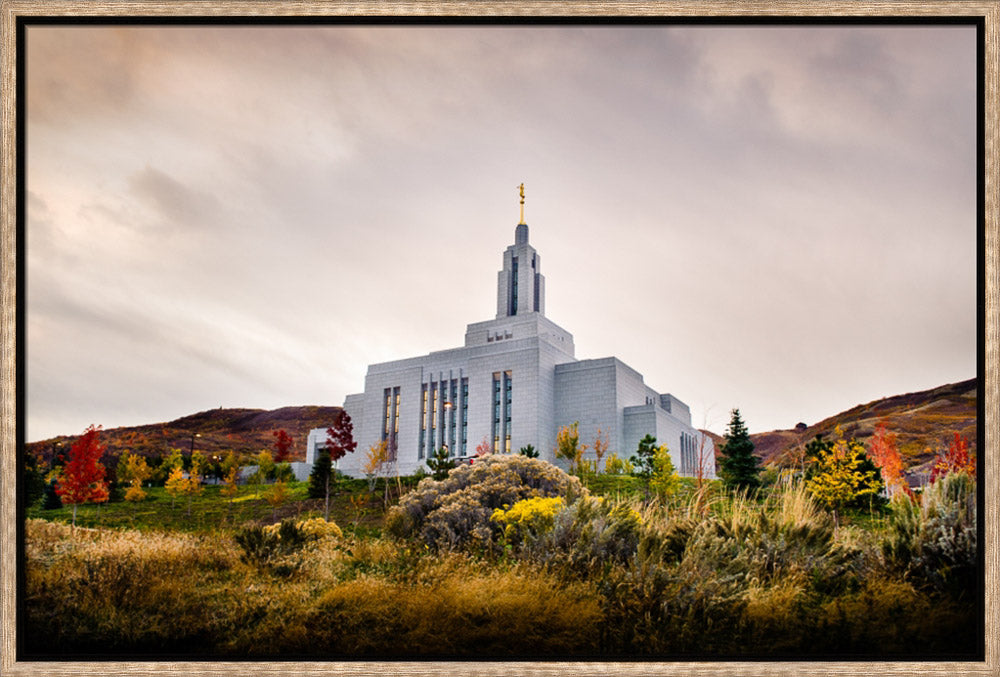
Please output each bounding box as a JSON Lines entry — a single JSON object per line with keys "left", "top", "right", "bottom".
{"left": 27, "top": 472, "right": 890, "bottom": 535}
{"left": 26, "top": 479, "right": 398, "bottom": 535}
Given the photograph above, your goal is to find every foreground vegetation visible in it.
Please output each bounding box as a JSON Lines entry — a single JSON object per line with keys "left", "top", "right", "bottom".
{"left": 23, "top": 456, "right": 978, "bottom": 659}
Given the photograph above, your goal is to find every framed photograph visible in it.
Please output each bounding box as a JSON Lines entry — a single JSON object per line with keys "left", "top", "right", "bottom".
{"left": 2, "top": 2, "right": 996, "bottom": 676}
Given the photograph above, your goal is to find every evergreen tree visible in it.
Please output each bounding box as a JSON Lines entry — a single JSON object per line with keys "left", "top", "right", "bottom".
{"left": 23, "top": 450, "right": 46, "bottom": 508}
{"left": 308, "top": 447, "right": 332, "bottom": 499}
{"left": 630, "top": 434, "right": 659, "bottom": 499}
{"left": 629, "top": 434, "right": 659, "bottom": 481}
{"left": 42, "top": 477, "right": 62, "bottom": 510}
{"left": 427, "top": 446, "right": 455, "bottom": 480}
{"left": 718, "top": 409, "right": 760, "bottom": 492}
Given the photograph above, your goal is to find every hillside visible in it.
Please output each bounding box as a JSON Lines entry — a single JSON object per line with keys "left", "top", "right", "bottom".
{"left": 27, "top": 405, "right": 343, "bottom": 468}
{"left": 27, "top": 379, "right": 977, "bottom": 484}
{"left": 748, "top": 378, "right": 977, "bottom": 480}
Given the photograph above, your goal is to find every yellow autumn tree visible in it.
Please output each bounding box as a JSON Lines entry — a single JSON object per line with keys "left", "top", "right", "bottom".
{"left": 266, "top": 479, "right": 290, "bottom": 522}
{"left": 165, "top": 459, "right": 204, "bottom": 516}
{"left": 555, "top": 422, "right": 588, "bottom": 475}
{"left": 593, "top": 428, "right": 609, "bottom": 474}
{"left": 363, "top": 440, "right": 390, "bottom": 492}
{"left": 805, "top": 427, "right": 881, "bottom": 526}
{"left": 649, "top": 446, "right": 680, "bottom": 501}
{"left": 118, "top": 451, "right": 152, "bottom": 503}
{"left": 164, "top": 466, "right": 186, "bottom": 509}
{"left": 221, "top": 466, "right": 239, "bottom": 500}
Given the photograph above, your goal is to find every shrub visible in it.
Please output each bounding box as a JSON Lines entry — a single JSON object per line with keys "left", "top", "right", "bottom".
{"left": 491, "top": 496, "right": 565, "bottom": 546}
{"left": 604, "top": 452, "right": 632, "bottom": 475}
{"left": 524, "top": 495, "right": 643, "bottom": 576}
{"left": 385, "top": 455, "right": 585, "bottom": 551}
{"left": 297, "top": 557, "right": 603, "bottom": 657}
{"left": 234, "top": 517, "right": 340, "bottom": 576}
{"left": 24, "top": 520, "right": 235, "bottom": 653}
{"left": 664, "top": 483, "right": 842, "bottom": 586}
{"left": 883, "top": 471, "right": 976, "bottom": 597}
{"left": 295, "top": 516, "right": 343, "bottom": 540}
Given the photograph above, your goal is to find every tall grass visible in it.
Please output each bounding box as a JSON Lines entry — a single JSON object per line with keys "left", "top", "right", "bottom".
{"left": 24, "top": 518, "right": 601, "bottom": 657}
{"left": 23, "top": 472, "right": 979, "bottom": 658}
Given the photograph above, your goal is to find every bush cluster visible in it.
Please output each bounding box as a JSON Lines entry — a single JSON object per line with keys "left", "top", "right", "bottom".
{"left": 23, "top": 466, "right": 979, "bottom": 658}
{"left": 235, "top": 517, "right": 342, "bottom": 577}
{"left": 523, "top": 495, "right": 643, "bottom": 576}
{"left": 883, "top": 471, "right": 977, "bottom": 598}
{"left": 385, "top": 454, "right": 584, "bottom": 551}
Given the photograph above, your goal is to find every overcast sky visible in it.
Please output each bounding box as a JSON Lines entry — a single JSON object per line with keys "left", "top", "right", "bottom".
{"left": 24, "top": 24, "right": 978, "bottom": 442}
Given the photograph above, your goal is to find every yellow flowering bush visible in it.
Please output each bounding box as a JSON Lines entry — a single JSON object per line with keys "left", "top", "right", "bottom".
{"left": 491, "top": 496, "right": 565, "bottom": 545}
{"left": 263, "top": 517, "right": 342, "bottom": 540}
{"left": 298, "top": 517, "right": 344, "bottom": 540}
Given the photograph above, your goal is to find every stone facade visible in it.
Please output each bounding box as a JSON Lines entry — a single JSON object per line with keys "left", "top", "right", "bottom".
{"left": 302, "top": 214, "right": 715, "bottom": 481}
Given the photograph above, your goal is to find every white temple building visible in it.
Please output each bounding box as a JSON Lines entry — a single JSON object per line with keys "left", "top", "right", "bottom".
{"left": 300, "top": 188, "right": 716, "bottom": 480}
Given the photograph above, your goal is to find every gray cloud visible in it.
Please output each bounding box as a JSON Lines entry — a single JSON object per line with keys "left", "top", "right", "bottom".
{"left": 24, "top": 25, "right": 978, "bottom": 441}
{"left": 129, "top": 165, "right": 220, "bottom": 228}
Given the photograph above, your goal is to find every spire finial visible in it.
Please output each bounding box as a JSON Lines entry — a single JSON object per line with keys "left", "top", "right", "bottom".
{"left": 518, "top": 183, "right": 526, "bottom": 225}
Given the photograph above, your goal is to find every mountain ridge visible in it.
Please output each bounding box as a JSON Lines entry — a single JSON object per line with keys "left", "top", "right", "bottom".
{"left": 27, "top": 379, "right": 976, "bottom": 480}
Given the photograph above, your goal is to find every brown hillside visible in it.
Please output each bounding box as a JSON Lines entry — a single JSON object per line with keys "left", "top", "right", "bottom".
{"left": 749, "top": 378, "right": 977, "bottom": 481}
{"left": 27, "top": 405, "right": 343, "bottom": 469}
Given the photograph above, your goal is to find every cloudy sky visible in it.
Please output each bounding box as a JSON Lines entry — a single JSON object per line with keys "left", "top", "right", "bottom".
{"left": 24, "top": 23, "right": 978, "bottom": 442}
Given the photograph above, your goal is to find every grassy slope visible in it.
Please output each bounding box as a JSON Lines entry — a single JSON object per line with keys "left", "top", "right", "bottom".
{"left": 26, "top": 405, "right": 344, "bottom": 467}
{"left": 27, "top": 479, "right": 399, "bottom": 537}
{"left": 750, "top": 378, "right": 976, "bottom": 476}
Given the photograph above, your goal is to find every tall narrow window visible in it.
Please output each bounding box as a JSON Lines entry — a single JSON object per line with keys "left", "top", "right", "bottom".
{"left": 461, "top": 378, "right": 469, "bottom": 451}
{"left": 510, "top": 256, "right": 519, "bottom": 315}
{"left": 430, "top": 383, "right": 438, "bottom": 454}
{"left": 492, "top": 373, "right": 501, "bottom": 452}
{"left": 393, "top": 387, "right": 400, "bottom": 436}
{"left": 419, "top": 384, "right": 427, "bottom": 459}
{"left": 504, "top": 371, "right": 512, "bottom": 453}
{"left": 448, "top": 379, "right": 457, "bottom": 453}
{"left": 383, "top": 388, "right": 392, "bottom": 440}
{"left": 438, "top": 379, "right": 447, "bottom": 449}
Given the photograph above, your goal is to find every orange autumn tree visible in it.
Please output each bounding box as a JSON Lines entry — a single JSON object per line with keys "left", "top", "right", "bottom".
{"left": 869, "top": 420, "right": 908, "bottom": 498}
{"left": 931, "top": 432, "right": 975, "bottom": 483}
{"left": 56, "top": 425, "right": 110, "bottom": 527}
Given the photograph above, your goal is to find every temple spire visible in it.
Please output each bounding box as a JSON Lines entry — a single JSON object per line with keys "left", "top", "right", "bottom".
{"left": 518, "top": 183, "right": 526, "bottom": 225}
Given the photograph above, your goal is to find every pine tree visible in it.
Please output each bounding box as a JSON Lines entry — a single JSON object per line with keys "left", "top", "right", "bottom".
{"left": 308, "top": 447, "right": 332, "bottom": 499}
{"left": 42, "top": 478, "right": 62, "bottom": 510}
{"left": 518, "top": 444, "right": 539, "bottom": 458}
{"left": 630, "top": 434, "right": 659, "bottom": 499}
{"left": 23, "top": 450, "right": 46, "bottom": 508}
{"left": 427, "top": 446, "right": 455, "bottom": 480}
{"left": 718, "top": 409, "right": 760, "bottom": 492}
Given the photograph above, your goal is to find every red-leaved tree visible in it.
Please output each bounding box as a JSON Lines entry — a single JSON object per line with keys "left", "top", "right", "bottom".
{"left": 931, "top": 432, "right": 975, "bottom": 483}
{"left": 316, "top": 410, "right": 358, "bottom": 520}
{"left": 56, "top": 425, "right": 110, "bottom": 527}
{"left": 869, "top": 420, "right": 909, "bottom": 498}
{"left": 272, "top": 429, "right": 294, "bottom": 463}
{"left": 326, "top": 410, "right": 358, "bottom": 465}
